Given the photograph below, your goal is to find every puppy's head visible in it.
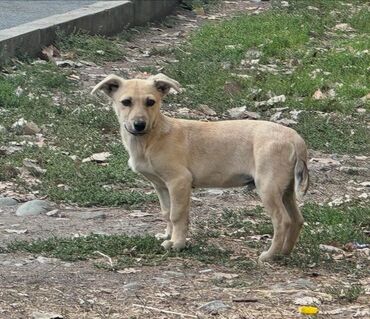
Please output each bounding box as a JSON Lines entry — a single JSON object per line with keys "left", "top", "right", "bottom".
{"left": 91, "top": 73, "right": 180, "bottom": 135}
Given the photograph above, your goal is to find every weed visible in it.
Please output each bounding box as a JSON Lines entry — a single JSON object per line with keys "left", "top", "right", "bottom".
{"left": 326, "top": 284, "right": 365, "bottom": 303}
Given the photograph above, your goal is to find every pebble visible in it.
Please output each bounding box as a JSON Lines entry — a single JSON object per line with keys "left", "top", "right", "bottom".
{"left": 0, "top": 197, "right": 18, "bottom": 207}
{"left": 199, "top": 300, "right": 230, "bottom": 314}
{"left": 31, "top": 312, "right": 63, "bottom": 319}
{"left": 0, "top": 125, "right": 6, "bottom": 134}
{"left": 16, "top": 200, "right": 53, "bottom": 216}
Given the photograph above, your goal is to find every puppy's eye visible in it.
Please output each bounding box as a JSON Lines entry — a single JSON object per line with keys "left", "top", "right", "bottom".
{"left": 146, "top": 99, "right": 156, "bottom": 107}
{"left": 122, "top": 99, "right": 132, "bottom": 107}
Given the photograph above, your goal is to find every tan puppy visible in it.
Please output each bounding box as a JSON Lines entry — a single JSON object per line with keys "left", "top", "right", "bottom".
{"left": 92, "top": 73, "right": 309, "bottom": 262}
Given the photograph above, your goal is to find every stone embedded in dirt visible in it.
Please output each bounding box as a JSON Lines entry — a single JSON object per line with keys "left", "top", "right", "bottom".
{"left": 270, "top": 111, "right": 282, "bottom": 122}
{"left": 23, "top": 159, "right": 46, "bottom": 176}
{"left": 244, "top": 111, "right": 261, "bottom": 119}
{"left": 56, "top": 60, "right": 82, "bottom": 68}
{"left": 122, "top": 282, "right": 143, "bottom": 291}
{"left": 333, "top": 23, "right": 355, "bottom": 32}
{"left": 255, "top": 95, "right": 286, "bottom": 108}
{"left": 358, "top": 193, "right": 368, "bottom": 199}
{"left": 77, "top": 212, "right": 106, "bottom": 220}
{"left": 328, "top": 196, "right": 351, "bottom": 207}
{"left": 11, "top": 118, "right": 41, "bottom": 135}
{"left": 46, "top": 209, "right": 60, "bottom": 217}
{"left": 31, "top": 312, "right": 63, "bottom": 319}
{"left": 5, "top": 229, "right": 28, "bottom": 234}
{"left": 36, "top": 256, "right": 58, "bottom": 264}
{"left": 199, "top": 300, "right": 230, "bottom": 314}
{"left": 82, "top": 152, "right": 112, "bottom": 163}
{"left": 276, "top": 118, "right": 298, "bottom": 126}
{"left": 0, "top": 197, "right": 18, "bottom": 207}
{"left": 293, "top": 296, "right": 321, "bottom": 306}
{"left": 359, "top": 181, "right": 370, "bottom": 187}
{"left": 16, "top": 200, "right": 53, "bottom": 216}
{"left": 227, "top": 106, "right": 246, "bottom": 118}
{"left": 319, "top": 244, "right": 344, "bottom": 254}
{"left": 290, "top": 109, "right": 303, "bottom": 120}
{"left": 198, "top": 104, "right": 217, "bottom": 116}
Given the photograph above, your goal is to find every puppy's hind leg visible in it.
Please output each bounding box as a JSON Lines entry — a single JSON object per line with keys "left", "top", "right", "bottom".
{"left": 281, "top": 184, "right": 304, "bottom": 255}
{"left": 153, "top": 183, "right": 172, "bottom": 240}
{"left": 257, "top": 182, "right": 292, "bottom": 262}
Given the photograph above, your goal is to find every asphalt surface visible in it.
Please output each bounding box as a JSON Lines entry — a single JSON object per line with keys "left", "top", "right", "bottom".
{"left": 0, "top": 1, "right": 97, "bottom": 30}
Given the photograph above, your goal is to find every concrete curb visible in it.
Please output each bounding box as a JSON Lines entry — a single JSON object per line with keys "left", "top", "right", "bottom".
{"left": 0, "top": 0, "right": 179, "bottom": 64}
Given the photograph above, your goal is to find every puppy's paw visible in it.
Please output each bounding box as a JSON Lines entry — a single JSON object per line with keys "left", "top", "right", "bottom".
{"left": 258, "top": 251, "right": 271, "bottom": 264}
{"left": 161, "top": 240, "right": 174, "bottom": 250}
{"left": 155, "top": 232, "right": 171, "bottom": 240}
{"left": 172, "top": 240, "right": 186, "bottom": 251}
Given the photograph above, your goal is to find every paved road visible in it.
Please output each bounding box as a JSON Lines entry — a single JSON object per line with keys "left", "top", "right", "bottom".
{"left": 0, "top": 1, "right": 97, "bottom": 30}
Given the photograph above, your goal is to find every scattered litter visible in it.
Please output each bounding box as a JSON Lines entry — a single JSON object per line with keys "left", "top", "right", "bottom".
{"left": 298, "top": 306, "right": 319, "bottom": 315}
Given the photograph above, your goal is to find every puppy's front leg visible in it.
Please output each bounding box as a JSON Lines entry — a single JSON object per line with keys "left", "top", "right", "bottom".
{"left": 153, "top": 183, "right": 172, "bottom": 240}
{"left": 161, "top": 173, "right": 192, "bottom": 250}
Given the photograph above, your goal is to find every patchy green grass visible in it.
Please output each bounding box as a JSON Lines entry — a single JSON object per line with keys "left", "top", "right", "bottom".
{"left": 326, "top": 284, "right": 365, "bottom": 304}
{"left": 0, "top": 63, "right": 151, "bottom": 206}
{"left": 56, "top": 31, "right": 124, "bottom": 63}
{"left": 168, "top": 0, "right": 369, "bottom": 113}
{"left": 4, "top": 234, "right": 231, "bottom": 269}
{"left": 197, "top": 202, "right": 369, "bottom": 274}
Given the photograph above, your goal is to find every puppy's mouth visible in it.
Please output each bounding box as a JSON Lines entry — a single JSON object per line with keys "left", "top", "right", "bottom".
{"left": 124, "top": 124, "right": 147, "bottom": 136}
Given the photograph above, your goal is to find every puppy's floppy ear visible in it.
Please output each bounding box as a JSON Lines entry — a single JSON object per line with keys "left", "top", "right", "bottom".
{"left": 91, "top": 74, "right": 124, "bottom": 97}
{"left": 149, "top": 73, "right": 181, "bottom": 96}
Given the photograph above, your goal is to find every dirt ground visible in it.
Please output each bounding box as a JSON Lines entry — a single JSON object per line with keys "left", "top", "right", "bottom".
{"left": 0, "top": 1, "right": 369, "bottom": 318}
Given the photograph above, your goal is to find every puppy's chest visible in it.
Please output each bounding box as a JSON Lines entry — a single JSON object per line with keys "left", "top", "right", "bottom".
{"left": 128, "top": 155, "right": 153, "bottom": 175}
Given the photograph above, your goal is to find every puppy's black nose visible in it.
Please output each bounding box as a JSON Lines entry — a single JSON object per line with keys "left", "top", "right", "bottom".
{"left": 133, "top": 120, "right": 146, "bottom": 132}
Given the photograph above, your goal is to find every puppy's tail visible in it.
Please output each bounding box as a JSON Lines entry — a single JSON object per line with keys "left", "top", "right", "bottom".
{"left": 293, "top": 153, "right": 309, "bottom": 201}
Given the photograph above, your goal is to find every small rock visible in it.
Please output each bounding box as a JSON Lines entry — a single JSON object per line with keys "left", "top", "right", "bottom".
{"left": 122, "top": 282, "right": 142, "bottom": 291}
{"left": 319, "top": 244, "right": 344, "bottom": 253}
{"left": 56, "top": 60, "right": 82, "bottom": 68}
{"left": 82, "top": 152, "right": 111, "bottom": 163}
{"left": 227, "top": 106, "right": 246, "bottom": 119}
{"left": 23, "top": 159, "right": 46, "bottom": 176}
{"left": 328, "top": 196, "right": 351, "bottom": 207}
{"left": 4, "top": 229, "right": 28, "bottom": 234}
{"left": 312, "top": 89, "right": 325, "bottom": 100}
{"left": 333, "top": 23, "right": 355, "bottom": 32}
{"left": 32, "top": 312, "right": 63, "bottom": 319}
{"left": 198, "top": 104, "right": 217, "bottom": 116}
{"left": 270, "top": 111, "right": 282, "bottom": 122}
{"left": 0, "top": 125, "right": 6, "bottom": 134}
{"left": 276, "top": 118, "right": 297, "bottom": 126}
{"left": 46, "top": 209, "right": 59, "bottom": 217}
{"left": 360, "top": 93, "right": 370, "bottom": 102}
{"left": 294, "top": 296, "right": 321, "bottom": 306}
{"left": 281, "top": 1, "right": 289, "bottom": 7}
{"left": 355, "top": 156, "right": 367, "bottom": 161}
{"left": 23, "top": 122, "right": 41, "bottom": 135}
{"left": 358, "top": 193, "right": 368, "bottom": 199}
{"left": 244, "top": 111, "right": 261, "bottom": 119}
{"left": 0, "top": 197, "right": 18, "bottom": 207}
{"left": 357, "top": 108, "right": 366, "bottom": 114}
{"left": 78, "top": 212, "right": 106, "bottom": 220}
{"left": 16, "top": 200, "right": 53, "bottom": 216}
{"left": 199, "top": 300, "right": 230, "bottom": 314}
{"left": 359, "top": 181, "right": 370, "bottom": 187}
{"left": 267, "top": 95, "right": 286, "bottom": 105}
{"left": 290, "top": 110, "right": 303, "bottom": 120}
{"left": 36, "top": 256, "right": 58, "bottom": 264}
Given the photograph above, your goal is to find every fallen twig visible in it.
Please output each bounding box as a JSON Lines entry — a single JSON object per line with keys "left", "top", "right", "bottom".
{"left": 94, "top": 251, "right": 114, "bottom": 268}
{"left": 132, "top": 304, "right": 198, "bottom": 318}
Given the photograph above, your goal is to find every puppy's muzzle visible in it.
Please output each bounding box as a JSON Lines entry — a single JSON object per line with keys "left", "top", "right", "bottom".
{"left": 125, "top": 120, "right": 148, "bottom": 136}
